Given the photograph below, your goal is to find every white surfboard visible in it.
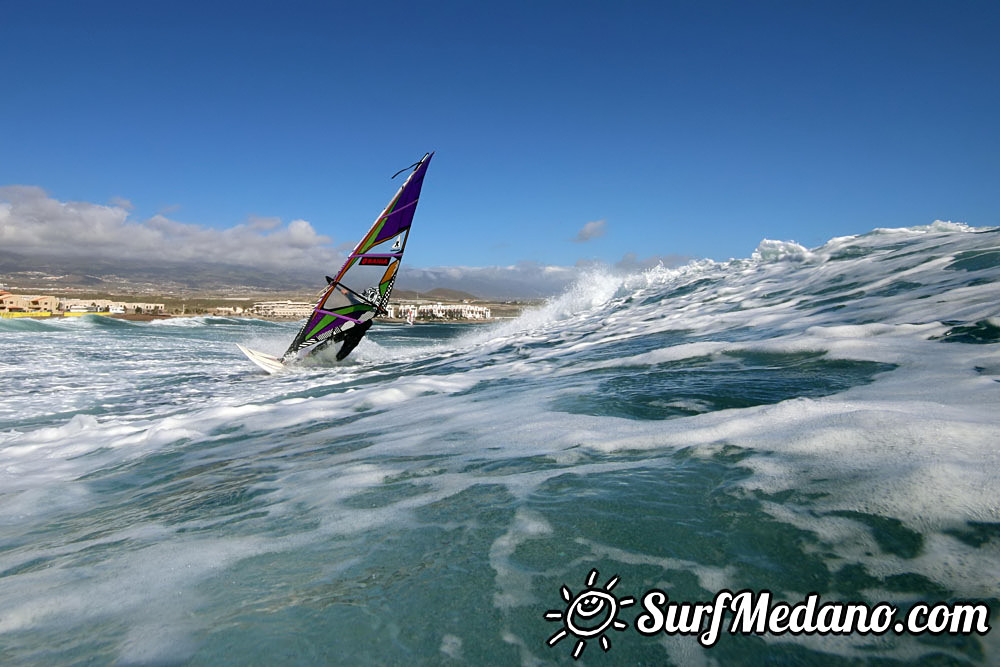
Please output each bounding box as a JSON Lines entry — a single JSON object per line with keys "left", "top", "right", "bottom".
{"left": 236, "top": 344, "right": 286, "bottom": 374}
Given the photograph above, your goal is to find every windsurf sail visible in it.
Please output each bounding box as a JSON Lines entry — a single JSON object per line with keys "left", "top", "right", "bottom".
{"left": 280, "top": 152, "right": 433, "bottom": 364}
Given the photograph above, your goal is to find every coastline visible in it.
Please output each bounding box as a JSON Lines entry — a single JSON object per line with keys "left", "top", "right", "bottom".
{"left": 0, "top": 311, "right": 172, "bottom": 321}
{"left": 1, "top": 291, "right": 534, "bottom": 323}
{"left": 0, "top": 311, "right": 511, "bottom": 324}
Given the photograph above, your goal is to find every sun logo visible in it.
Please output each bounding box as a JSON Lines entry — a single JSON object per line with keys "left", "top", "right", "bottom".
{"left": 544, "top": 568, "right": 635, "bottom": 659}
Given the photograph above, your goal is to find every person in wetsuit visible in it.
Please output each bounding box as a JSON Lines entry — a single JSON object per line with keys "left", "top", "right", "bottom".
{"left": 335, "top": 319, "right": 372, "bottom": 361}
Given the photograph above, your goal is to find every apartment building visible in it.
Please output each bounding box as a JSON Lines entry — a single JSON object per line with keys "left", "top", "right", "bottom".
{"left": 249, "top": 300, "right": 314, "bottom": 318}
{"left": 0, "top": 291, "right": 58, "bottom": 313}
{"left": 59, "top": 299, "right": 165, "bottom": 313}
{"left": 415, "top": 303, "right": 491, "bottom": 320}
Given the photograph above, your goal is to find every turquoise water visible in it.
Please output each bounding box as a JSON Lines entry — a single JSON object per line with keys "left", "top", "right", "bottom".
{"left": 1, "top": 223, "right": 998, "bottom": 664}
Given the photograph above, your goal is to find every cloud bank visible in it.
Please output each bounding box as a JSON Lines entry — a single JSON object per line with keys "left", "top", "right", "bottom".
{"left": 398, "top": 251, "right": 692, "bottom": 299}
{"left": 399, "top": 263, "right": 579, "bottom": 299}
{"left": 0, "top": 186, "right": 343, "bottom": 273}
{"left": 1, "top": 187, "right": 692, "bottom": 298}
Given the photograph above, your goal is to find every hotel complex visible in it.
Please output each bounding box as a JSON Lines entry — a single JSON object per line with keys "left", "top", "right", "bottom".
{"left": 247, "top": 300, "right": 314, "bottom": 318}
{"left": 248, "top": 300, "right": 491, "bottom": 321}
{"left": 0, "top": 291, "right": 165, "bottom": 317}
{"left": 1, "top": 291, "right": 492, "bottom": 322}
{"left": 386, "top": 303, "right": 491, "bottom": 320}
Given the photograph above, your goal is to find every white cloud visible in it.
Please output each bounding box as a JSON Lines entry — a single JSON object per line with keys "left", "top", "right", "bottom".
{"left": 573, "top": 218, "right": 606, "bottom": 243}
{"left": 108, "top": 196, "right": 133, "bottom": 210}
{"left": 399, "top": 262, "right": 578, "bottom": 299}
{"left": 0, "top": 186, "right": 343, "bottom": 272}
{"left": 247, "top": 215, "right": 281, "bottom": 231}
{"left": 400, "top": 252, "right": 692, "bottom": 299}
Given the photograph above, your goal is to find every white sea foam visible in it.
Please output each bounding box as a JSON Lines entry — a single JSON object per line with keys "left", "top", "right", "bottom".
{"left": 752, "top": 238, "right": 815, "bottom": 263}
{"left": 490, "top": 509, "right": 554, "bottom": 610}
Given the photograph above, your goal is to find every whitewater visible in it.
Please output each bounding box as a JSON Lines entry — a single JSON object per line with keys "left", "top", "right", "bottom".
{"left": 1, "top": 222, "right": 998, "bottom": 664}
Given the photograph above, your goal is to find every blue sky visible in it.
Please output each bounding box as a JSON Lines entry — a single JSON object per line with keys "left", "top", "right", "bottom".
{"left": 2, "top": 1, "right": 998, "bottom": 278}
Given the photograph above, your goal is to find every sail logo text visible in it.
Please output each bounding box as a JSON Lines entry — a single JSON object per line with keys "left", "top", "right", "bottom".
{"left": 544, "top": 575, "right": 991, "bottom": 659}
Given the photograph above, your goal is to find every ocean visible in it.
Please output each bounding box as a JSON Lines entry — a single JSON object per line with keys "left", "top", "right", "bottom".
{"left": 1, "top": 222, "right": 998, "bottom": 665}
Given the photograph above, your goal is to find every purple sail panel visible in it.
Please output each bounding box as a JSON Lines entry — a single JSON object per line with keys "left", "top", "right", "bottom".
{"left": 372, "top": 155, "right": 432, "bottom": 244}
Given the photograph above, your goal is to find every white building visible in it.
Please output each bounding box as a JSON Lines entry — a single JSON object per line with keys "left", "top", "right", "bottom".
{"left": 58, "top": 299, "right": 164, "bottom": 314}
{"left": 415, "top": 303, "right": 491, "bottom": 320}
{"left": 249, "top": 300, "right": 314, "bottom": 318}
{"left": 385, "top": 304, "right": 419, "bottom": 320}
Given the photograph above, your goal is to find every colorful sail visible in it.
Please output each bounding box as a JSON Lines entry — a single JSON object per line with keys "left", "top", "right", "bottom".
{"left": 282, "top": 152, "right": 433, "bottom": 362}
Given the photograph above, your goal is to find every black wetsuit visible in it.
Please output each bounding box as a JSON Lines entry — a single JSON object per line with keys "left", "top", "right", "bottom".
{"left": 335, "top": 320, "right": 372, "bottom": 361}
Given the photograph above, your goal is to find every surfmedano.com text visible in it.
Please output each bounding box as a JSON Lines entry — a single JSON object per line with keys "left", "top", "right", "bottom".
{"left": 635, "top": 589, "right": 991, "bottom": 647}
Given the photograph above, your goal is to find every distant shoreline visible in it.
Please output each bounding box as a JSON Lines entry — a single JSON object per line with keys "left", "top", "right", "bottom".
{"left": 1, "top": 285, "right": 538, "bottom": 323}
{"left": 1, "top": 288, "right": 534, "bottom": 322}
{"left": 0, "top": 311, "right": 514, "bottom": 324}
